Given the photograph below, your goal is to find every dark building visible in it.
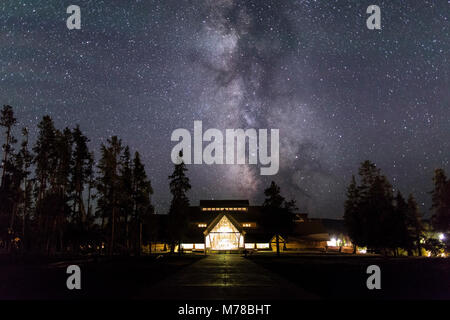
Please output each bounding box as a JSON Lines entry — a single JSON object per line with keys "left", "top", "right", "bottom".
{"left": 147, "top": 200, "right": 334, "bottom": 253}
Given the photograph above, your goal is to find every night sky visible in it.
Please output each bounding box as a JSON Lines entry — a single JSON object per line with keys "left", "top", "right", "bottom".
{"left": 1, "top": 0, "right": 449, "bottom": 218}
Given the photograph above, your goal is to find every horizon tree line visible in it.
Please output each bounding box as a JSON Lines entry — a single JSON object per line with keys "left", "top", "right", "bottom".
{"left": 0, "top": 105, "right": 154, "bottom": 255}
{"left": 344, "top": 160, "right": 449, "bottom": 256}
{"left": 1, "top": 105, "right": 449, "bottom": 256}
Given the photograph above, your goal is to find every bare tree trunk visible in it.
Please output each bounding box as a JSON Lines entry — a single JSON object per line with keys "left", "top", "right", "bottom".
{"left": 109, "top": 208, "right": 115, "bottom": 256}
{"left": 276, "top": 234, "right": 280, "bottom": 257}
{"left": 138, "top": 223, "right": 142, "bottom": 256}
{"left": 1, "top": 127, "right": 11, "bottom": 187}
{"left": 417, "top": 237, "right": 422, "bottom": 256}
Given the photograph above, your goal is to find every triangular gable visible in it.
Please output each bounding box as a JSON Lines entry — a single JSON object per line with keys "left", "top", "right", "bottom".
{"left": 204, "top": 213, "right": 245, "bottom": 236}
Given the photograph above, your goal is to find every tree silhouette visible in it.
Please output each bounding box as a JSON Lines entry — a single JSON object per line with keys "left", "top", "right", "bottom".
{"left": 430, "top": 169, "right": 450, "bottom": 233}
{"left": 132, "top": 151, "right": 154, "bottom": 255}
{"left": 406, "top": 194, "right": 424, "bottom": 256}
{"left": 262, "top": 181, "right": 296, "bottom": 256}
{"left": 97, "top": 136, "right": 123, "bottom": 255}
{"left": 168, "top": 151, "right": 191, "bottom": 254}
{"left": 0, "top": 105, "right": 17, "bottom": 189}
{"left": 344, "top": 175, "right": 361, "bottom": 253}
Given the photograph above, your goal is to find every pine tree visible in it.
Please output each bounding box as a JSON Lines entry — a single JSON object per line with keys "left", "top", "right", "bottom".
{"left": 10, "top": 128, "right": 34, "bottom": 251}
{"left": 96, "top": 136, "right": 123, "bottom": 255}
{"left": 0, "top": 105, "right": 17, "bottom": 189}
{"left": 406, "top": 194, "right": 424, "bottom": 256}
{"left": 430, "top": 169, "right": 450, "bottom": 233}
{"left": 390, "top": 191, "right": 409, "bottom": 255}
{"left": 119, "top": 146, "right": 133, "bottom": 251}
{"left": 33, "top": 116, "right": 59, "bottom": 252}
{"left": 344, "top": 175, "right": 361, "bottom": 253}
{"left": 85, "top": 152, "right": 95, "bottom": 223}
{"left": 132, "top": 151, "right": 153, "bottom": 255}
{"left": 168, "top": 151, "right": 191, "bottom": 254}
{"left": 70, "top": 125, "right": 92, "bottom": 227}
{"left": 346, "top": 161, "right": 398, "bottom": 254}
{"left": 33, "top": 116, "right": 57, "bottom": 202}
{"left": 0, "top": 105, "right": 18, "bottom": 251}
{"left": 262, "top": 181, "right": 295, "bottom": 256}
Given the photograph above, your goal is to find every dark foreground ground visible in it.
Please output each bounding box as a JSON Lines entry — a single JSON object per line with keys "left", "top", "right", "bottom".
{"left": 248, "top": 253, "right": 450, "bottom": 300}
{"left": 0, "top": 253, "right": 448, "bottom": 300}
{"left": 0, "top": 254, "right": 203, "bottom": 299}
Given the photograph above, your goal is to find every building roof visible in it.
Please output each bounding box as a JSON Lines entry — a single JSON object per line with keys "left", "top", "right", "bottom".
{"left": 320, "top": 219, "right": 348, "bottom": 235}
{"left": 199, "top": 199, "right": 249, "bottom": 207}
{"left": 293, "top": 220, "right": 330, "bottom": 241}
{"left": 244, "top": 232, "right": 273, "bottom": 242}
{"left": 203, "top": 213, "right": 245, "bottom": 235}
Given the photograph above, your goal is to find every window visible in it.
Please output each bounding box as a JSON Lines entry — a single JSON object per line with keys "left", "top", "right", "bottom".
{"left": 256, "top": 243, "right": 269, "bottom": 249}
{"left": 245, "top": 243, "right": 255, "bottom": 249}
{"left": 206, "top": 216, "right": 242, "bottom": 250}
{"left": 181, "top": 243, "right": 193, "bottom": 249}
{"left": 198, "top": 223, "right": 207, "bottom": 228}
{"left": 194, "top": 244, "right": 205, "bottom": 249}
{"left": 242, "top": 223, "right": 251, "bottom": 227}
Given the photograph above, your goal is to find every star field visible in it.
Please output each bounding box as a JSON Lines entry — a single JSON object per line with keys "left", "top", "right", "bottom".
{"left": 0, "top": 0, "right": 449, "bottom": 218}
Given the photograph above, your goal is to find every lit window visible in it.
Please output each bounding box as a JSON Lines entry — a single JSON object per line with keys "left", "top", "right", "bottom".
{"left": 202, "top": 208, "right": 207, "bottom": 211}
{"left": 245, "top": 243, "right": 255, "bottom": 249}
{"left": 256, "top": 243, "right": 269, "bottom": 249}
{"left": 242, "top": 208, "right": 248, "bottom": 211}
{"left": 181, "top": 243, "right": 193, "bottom": 249}
{"left": 243, "top": 223, "right": 251, "bottom": 227}
{"left": 198, "top": 223, "right": 207, "bottom": 228}
{"left": 194, "top": 244, "right": 205, "bottom": 249}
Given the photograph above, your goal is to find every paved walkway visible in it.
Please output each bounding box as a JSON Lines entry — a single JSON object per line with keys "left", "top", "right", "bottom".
{"left": 138, "top": 254, "right": 317, "bottom": 300}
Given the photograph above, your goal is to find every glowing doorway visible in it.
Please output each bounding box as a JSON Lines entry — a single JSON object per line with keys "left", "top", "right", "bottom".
{"left": 206, "top": 215, "right": 243, "bottom": 250}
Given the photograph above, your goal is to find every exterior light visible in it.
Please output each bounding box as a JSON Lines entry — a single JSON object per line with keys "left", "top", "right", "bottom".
{"left": 327, "top": 237, "right": 337, "bottom": 246}
{"left": 438, "top": 233, "right": 445, "bottom": 241}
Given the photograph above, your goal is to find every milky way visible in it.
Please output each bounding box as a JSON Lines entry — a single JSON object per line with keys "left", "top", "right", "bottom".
{"left": 1, "top": 0, "right": 449, "bottom": 218}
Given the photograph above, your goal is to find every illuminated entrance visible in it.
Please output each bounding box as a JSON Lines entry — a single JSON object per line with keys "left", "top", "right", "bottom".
{"left": 205, "top": 215, "right": 244, "bottom": 251}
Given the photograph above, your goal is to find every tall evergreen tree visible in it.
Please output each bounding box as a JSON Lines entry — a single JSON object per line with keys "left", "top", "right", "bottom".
{"left": 33, "top": 116, "right": 57, "bottom": 202}
{"left": 20, "top": 128, "right": 33, "bottom": 252}
{"left": 132, "top": 151, "right": 153, "bottom": 255}
{"left": 70, "top": 125, "right": 92, "bottom": 227}
{"left": 0, "top": 105, "right": 18, "bottom": 250}
{"left": 262, "top": 181, "right": 296, "bottom": 256}
{"left": 168, "top": 151, "right": 191, "bottom": 254}
{"left": 96, "top": 136, "right": 123, "bottom": 255}
{"left": 345, "top": 161, "right": 401, "bottom": 254}
{"left": 343, "top": 175, "right": 361, "bottom": 253}
{"left": 0, "top": 105, "right": 17, "bottom": 189}
{"left": 9, "top": 128, "right": 34, "bottom": 250}
{"left": 119, "top": 146, "right": 133, "bottom": 251}
{"left": 406, "top": 194, "right": 424, "bottom": 256}
{"left": 430, "top": 169, "right": 450, "bottom": 233}
{"left": 33, "top": 116, "right": 59, "bottom": 252}
{"left": 389, "top": 192, "right": 409, "bottom": 255}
